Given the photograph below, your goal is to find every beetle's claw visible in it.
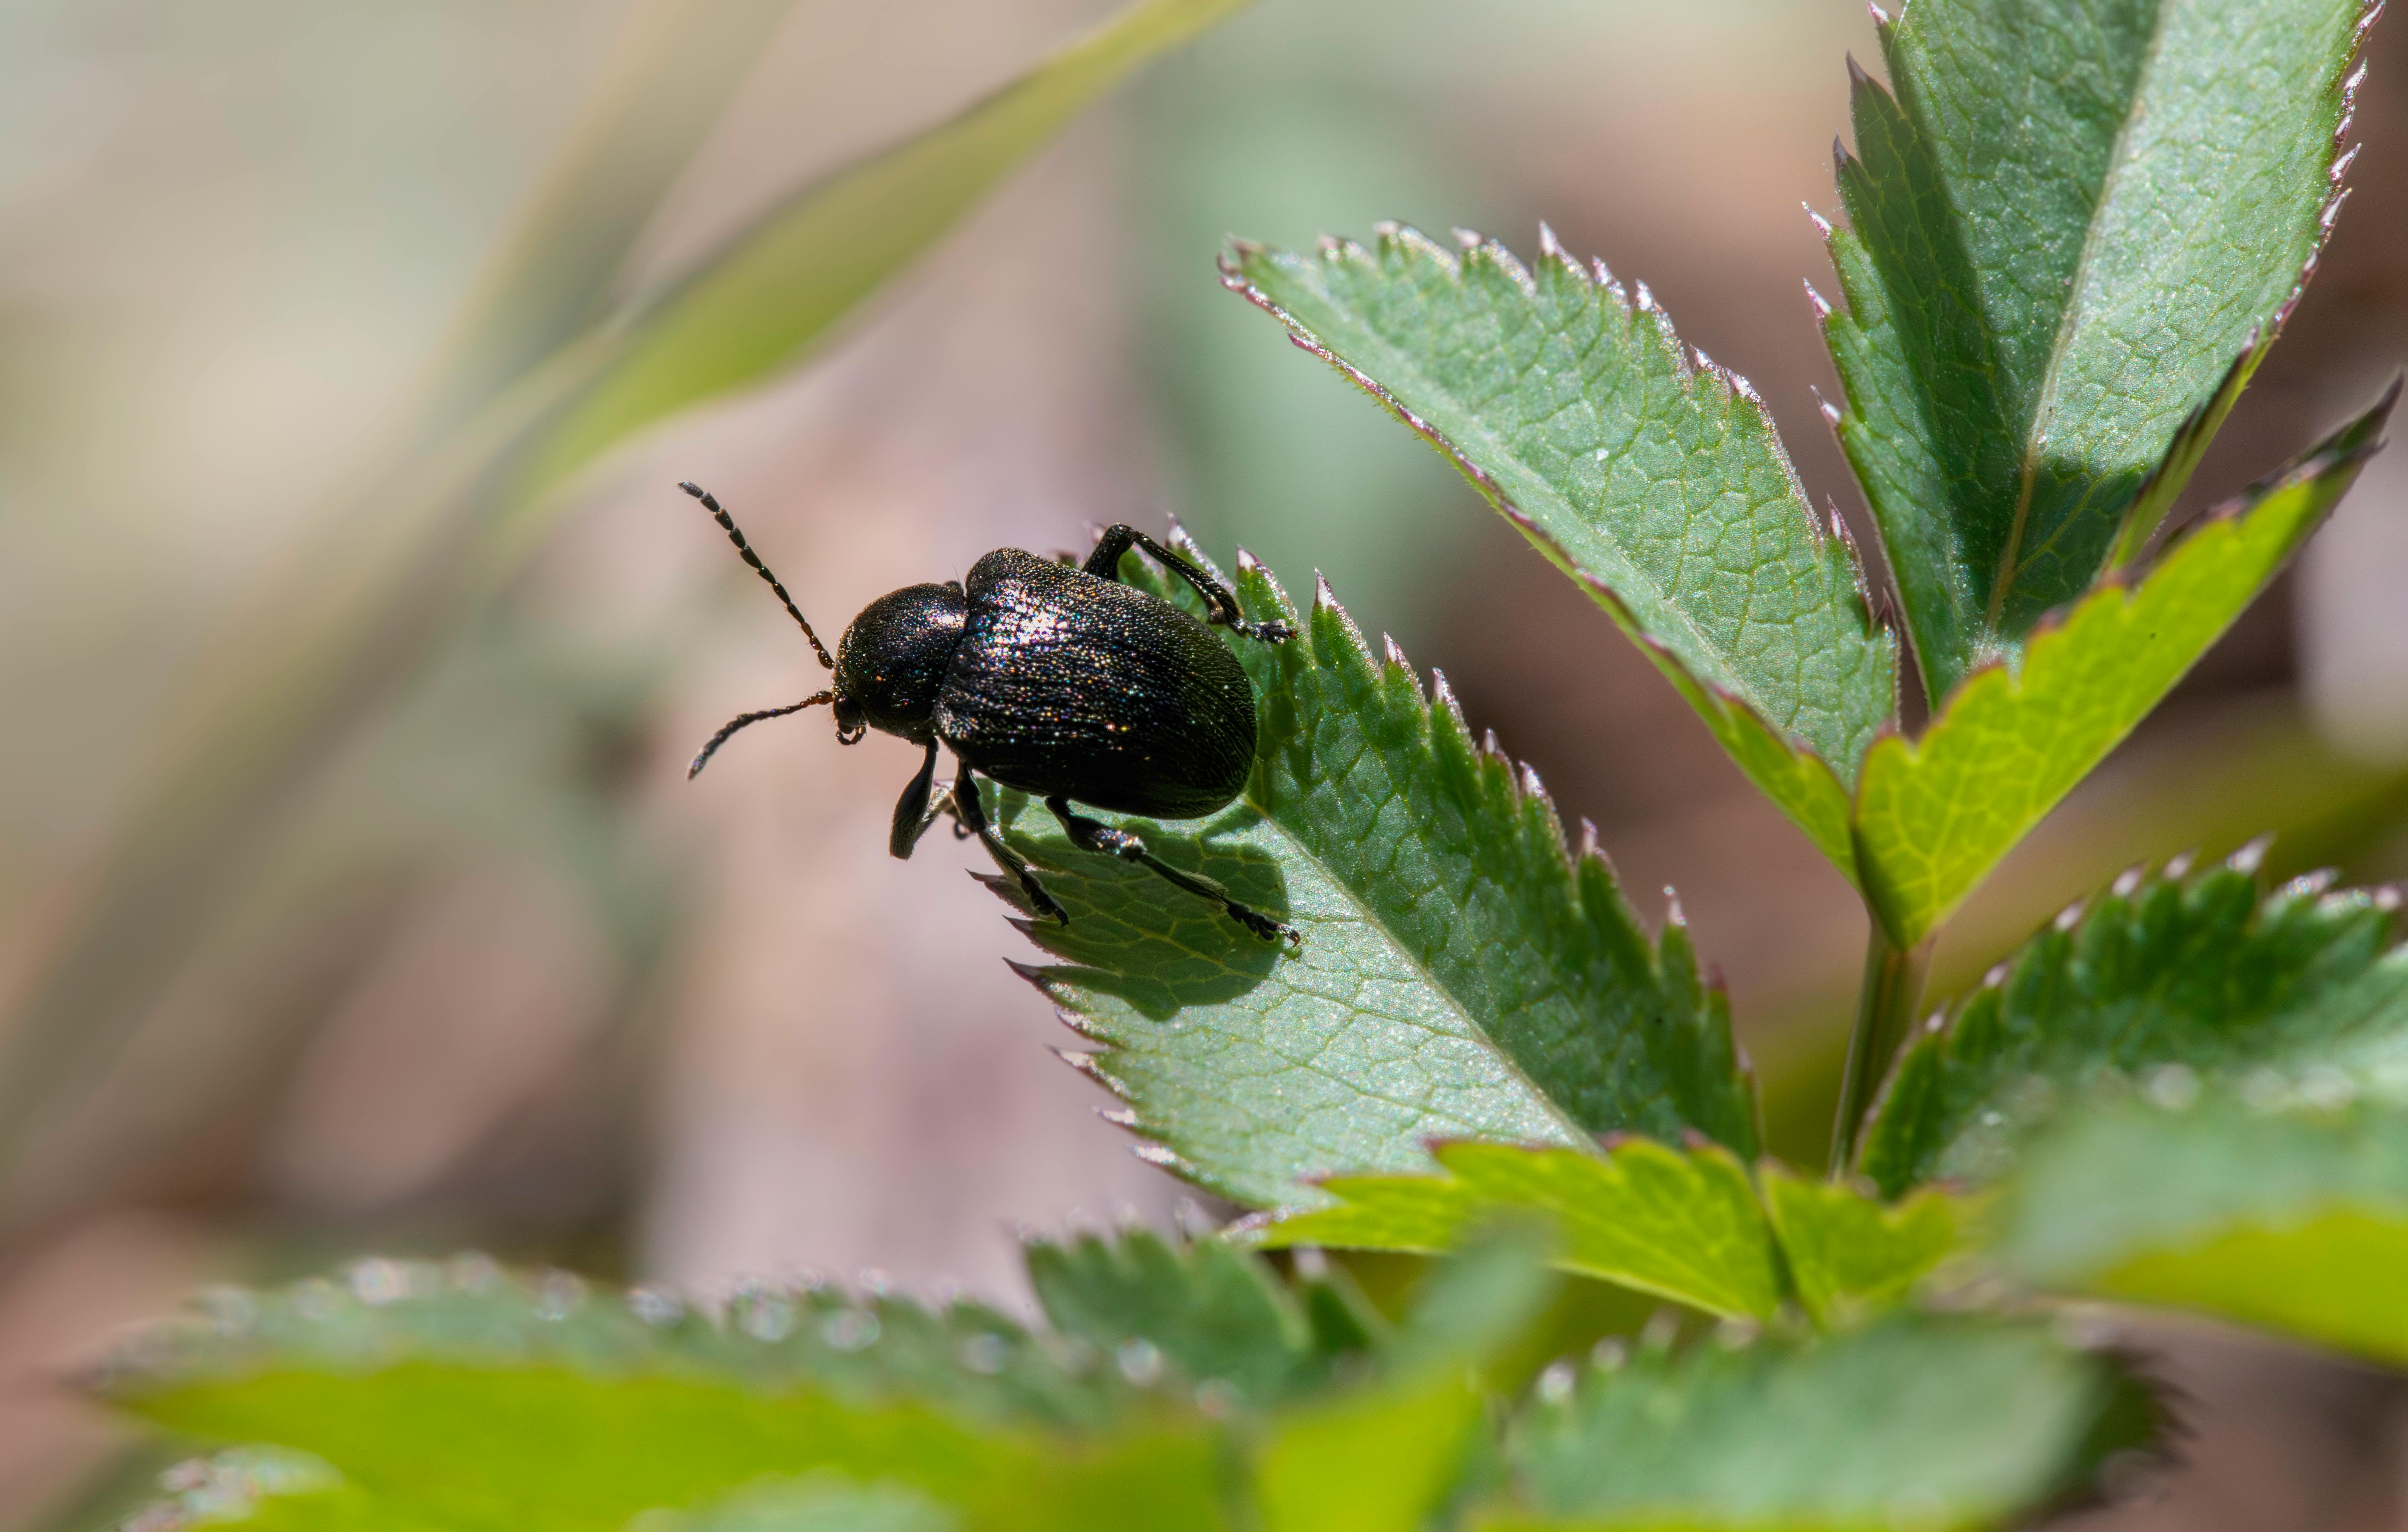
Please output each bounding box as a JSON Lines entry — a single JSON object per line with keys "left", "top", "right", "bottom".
{"left": 1226, "top": 905, "right": 1301, "bottom": 947}
{"left": 1240, "top": 619, "right": 1296, "bottom": 645}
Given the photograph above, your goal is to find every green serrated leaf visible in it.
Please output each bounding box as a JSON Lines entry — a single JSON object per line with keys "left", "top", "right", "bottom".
{"left": 1822, "top": 0, "right": 2374, "bottom": 703}
{"left": 1024, "top": 1228, "right": 1350, "bottom": 1407}
{"left": 107, "top": 1260, "right": 1128, "bottom": 1433}
{"left": 1756, "top": 1164, "right": 1966, "bottom": 1325}
{"left": 1007, "top": 545, "right": 1757, "bottom": 1212}
{"left": 1860, "top": 852, "right": 2408, "bottom": 1197}
{"left": 2000, "top": 1094, "right": 2408, "bottom": 1364}
{"left": 1497, "top": 1318, "right": 2154, "bottom": 1532}
{"left": 1223, "top": 228, "right": 1894, "bottom": 878}
{"left": 1853, "top": 392, "right": 2392, "bottom": 947}
{"left": 1240, "top": 1141, "right": 1782, "bottom": 1321}
{"left": 105, "top": 1263, "right": 1227, "bottom": 1532}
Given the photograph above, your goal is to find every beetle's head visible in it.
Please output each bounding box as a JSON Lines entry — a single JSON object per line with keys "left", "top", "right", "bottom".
{"left": 679, "top": 482, "right": 971, "bottom": 779}
{"left": 832, "top": 581, "right": 969, "bottom": 745}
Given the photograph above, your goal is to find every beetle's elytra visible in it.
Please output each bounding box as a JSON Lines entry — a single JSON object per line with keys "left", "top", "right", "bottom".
{"left": 679, "top": 483, "right": 1299, "bottom": 944}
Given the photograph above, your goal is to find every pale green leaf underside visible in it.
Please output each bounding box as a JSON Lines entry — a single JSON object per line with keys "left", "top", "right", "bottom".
{"left": 1222, "top": 228, "right": 1892, "bottom": 878}
{"left": 1756, "top": 1164, "right": 1966, "bottom": 1325}
{"left": 1241, "top": 1141, "right": 1783, "bottom": 1320}
{"left": 519, "top": 0, "right": 1259, "bottom": 497}
{"left": 1008, "top": 546, "right": 1756, "bottom": 1213}
{"left": 1854, "top": 396, "right": 2390, "bottom": 947}
{"left": 1824, "top": 0, "right": 2371, "bottom": 703}
{"left": 2002, "top": 1096, "right": 2408, "bottom": 1366}
{"left": 1500, "top": 1319, "right": 2145, "bottom": 1531}
{"left": 1862, "top": 855, "right": 2408, "bottom": 1197}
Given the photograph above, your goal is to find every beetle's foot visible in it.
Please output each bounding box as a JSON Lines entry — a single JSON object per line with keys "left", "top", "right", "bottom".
{"left": 1225, "top": 903, "right": 1300, "bottom": 946}
{"left": 1234, "top": 618, "right": 1295, "bottom": 645}
{"left": 1022, "top": 874, "right": 1071, "bottom": 925}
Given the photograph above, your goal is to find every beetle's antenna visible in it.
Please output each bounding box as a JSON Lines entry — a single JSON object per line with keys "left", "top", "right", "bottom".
{"left": 682, "top": 481, "right": 836, "bottom": 670}
{"left": 689, "top": 690, "right": 836, "bottom": 779}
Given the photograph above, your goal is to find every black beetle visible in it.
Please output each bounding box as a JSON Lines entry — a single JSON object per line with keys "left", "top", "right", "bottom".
{"left": 679, "top": 482, "right": 1299, "bottom": 943}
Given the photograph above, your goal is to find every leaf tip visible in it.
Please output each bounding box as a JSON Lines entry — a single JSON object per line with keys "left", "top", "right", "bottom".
{"left": 1663, "top": 885, "right": 1687, "bottom": 927}
{"left": 2230, "top": 833, "right": 2275, "bottom": 875}
{"left": 1804, "top": 278, "right": 1833, "bottom": 324}
{"left": 2164, "top": 848, "right": 2198, "bottom": 880}
{"left": 1537, "top": 219, "right": 1569, "bottom": 265}
{"left": 1803, "top": 201, "right": 1834, "bottom": 239}
{"left": 1592, "top": 254, "right": 1625, "bottom": 302}
{"left": 1131, "top": 1142, "right": 1193, "bottom": 1173}
{"left": 1053, "top": 1046, "right": 1103, "bottom": 1077}
{"left": 1430, "top": 666, "right": 1472, "bottom": 735}
{"left": 2110, "top": 862, "right": 2146, "bottom": 899}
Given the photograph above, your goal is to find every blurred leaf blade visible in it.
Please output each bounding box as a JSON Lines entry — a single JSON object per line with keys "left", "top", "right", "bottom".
{"left": 1223, "top": 228, "right": 1894, "bottom": 879}
{"left": 1496, "top": 1318, "right": 2155, "bottom": 1531}
{"left": 1861, "top": 855, "right": 2408, "bottom": 1197}
{"left": 1853, "top": 390, "right": 2394, "bottom": 948}
{"left": 426, "top": 0, "right": 801, "bottom": 421}
{"left": 1822, "top": 0, "right": 2372, "bottom": 703}
{"left": 108, "top": 1449, "right": 444, "bottom": 1532}
{"left": 1241, "top": 1141, "right": 1784, "bottom": 1320}
{"left": 1255, "top": 1378, "right": 1481, "bottom": 1532}
{"left": 521, "top": 0, "right": 1260, "bottom": 496}
{"left": 1007, "top": 546, "right": 1758, "bottom": 1213}
{"left": 664, "top": 1476, "right": 964, "bottom": 1532}
{"left": 104, "top": 1262, "right": 1238, "bottom": 1532}
{"left": 2000, "top": 1095, "right": 2408, "bottom": 1365}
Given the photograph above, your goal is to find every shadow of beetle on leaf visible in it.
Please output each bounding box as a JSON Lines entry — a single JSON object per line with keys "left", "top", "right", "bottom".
{"left": 988, "top": 789, "right": 1289, "bottom": 1020}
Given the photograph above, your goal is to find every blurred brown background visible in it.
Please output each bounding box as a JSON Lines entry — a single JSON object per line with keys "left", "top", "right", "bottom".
{"left": 1, "top": 0, "right": 2405, "bottom": 1525}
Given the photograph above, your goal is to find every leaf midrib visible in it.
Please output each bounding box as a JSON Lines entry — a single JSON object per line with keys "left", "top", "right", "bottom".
{"left": 1985, "top": 0, "right": 2176, "bottom": 633}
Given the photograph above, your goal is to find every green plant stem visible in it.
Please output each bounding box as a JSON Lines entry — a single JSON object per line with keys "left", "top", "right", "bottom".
{"left": 1831, "top": 922, "right": 1933, "bottom": 1176}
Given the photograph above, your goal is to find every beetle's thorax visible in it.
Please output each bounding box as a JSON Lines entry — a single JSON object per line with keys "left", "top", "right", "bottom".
{"left": 833, "top": 581, "right": 968, "bottom": 743}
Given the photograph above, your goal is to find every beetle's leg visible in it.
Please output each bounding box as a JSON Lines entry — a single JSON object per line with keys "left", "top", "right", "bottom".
{"left": 1046, "top": 796, "right": 1299, "bottom": 946}
{"left": 955, "top": 770, "right": 1069, "bottom": 924}
{"left": 1084, "top": 525, "right": 1294, "bottom": 645}
{"left": 889, "top": 741, "right": 945, "bottom": 859}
